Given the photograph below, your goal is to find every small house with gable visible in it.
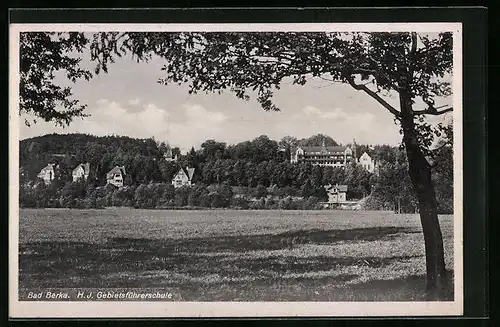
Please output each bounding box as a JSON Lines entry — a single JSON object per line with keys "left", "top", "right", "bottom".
{"left": 37, "top": 164, "right": 56, "bottom": 185}
{"left": 106, "top": 166, "right": 126, "bottom": 188}
{"left": 324, "top": 184, "right": 348, "bottom": 203}
{"left": 172, "top": 167, "right": 195, "bottom": 188}
{"left": 359, "top": 152, "right": 376, "bottom": 173}
{"left": 72, "top": 163, "right": 91, "bottom": 182}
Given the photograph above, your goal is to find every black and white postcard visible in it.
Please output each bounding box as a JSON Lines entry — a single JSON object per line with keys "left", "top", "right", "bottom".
{"left": 9, "top": 22, "right": 463, "bottom": 317}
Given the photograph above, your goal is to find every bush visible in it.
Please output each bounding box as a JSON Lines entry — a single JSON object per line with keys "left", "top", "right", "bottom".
{"left": 174, "top": 186, "right": 191, "bottom": 207}
{"left": 272, "top": 186, "right": 299, "bottom": 197}
{"left": 304, "top": 196, "right": 320, "bottom": 210}
{"left": 253, "top": 184, "right": 268, "bottom": 199}
{"left": 278, "top": 196, "right": 293, "bottom": 209}
{"left": 249, "top": 198, "right": 266, "bottom": 210}
{"left": 265, "top": 197, "right": 278, "bottom": 209}
{"left": 188, "top": 184, "right": 208, "bottom": 207}
{"left": 231, "top": 196, "right": 249, "bottom": 209}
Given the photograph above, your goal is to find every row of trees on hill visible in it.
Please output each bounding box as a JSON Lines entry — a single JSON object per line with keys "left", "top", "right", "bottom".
{"left": 20, "top": 133, "right": 352, "bottom": 186}
{"left": 20, "top": 180, "right": 325, "bottom": 210}
{"left": 19, "top": 132, "right": 452, "bottom": 214}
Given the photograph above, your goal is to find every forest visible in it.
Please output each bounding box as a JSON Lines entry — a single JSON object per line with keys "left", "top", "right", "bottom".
{"left": 19, "top": 133, "right": 453, "bottom": 213}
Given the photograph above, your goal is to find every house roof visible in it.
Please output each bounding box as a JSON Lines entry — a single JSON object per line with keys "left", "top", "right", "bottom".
{"left": 39, "top": 164, "right": 55, "bottom": 172}
{"left": 325, "top": 184, "right": 348, "bottom": 193}
{"left": 106, "top": 166, "right": 126, "bottom": 178}
{"left": 336, "top": 185, "right": 348, "bottom": 192}
{"left": 164, "top": 147, "right": 173, "bottom": 158}
{"left": 360, "top": 152, "right": 371, "bottom": 159}
{"left": 37, "top": 164, "right": 55, "bottom": 178}
{"left": 74, "top": 163, "right": 91, "bottom": 174}
{"left": 175, "top": 167, "right": 195, "bottom": 181}
{"left": 296, "top": 145, "right": 348, "bottom": 153}
{"left": 186, "top": 167, "right": 195, "bottom": 180}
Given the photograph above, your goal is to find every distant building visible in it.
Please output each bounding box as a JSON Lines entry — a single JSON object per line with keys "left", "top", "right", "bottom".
{"left": 324, "top": 184, "right": 348, "bottom": 203}
{"left": 290, "top": 139, "right": 356, "bottom": 168}
{"left": 72, "top": 163, "right": 91, "bottom": 182}
{"left": 358, "top": 152, "right": 375, "bottom": 173}
{"left": 106, "top": 166, "right": 126, "bottom": 187}
{"left": 172, "top": 167, "right": 195, "bottom": 188}
{"left": 163, "top": 146, "right": 178, "bottom": 162}
{"left": 37, "top": 164, "right": 56, "bottom": 185}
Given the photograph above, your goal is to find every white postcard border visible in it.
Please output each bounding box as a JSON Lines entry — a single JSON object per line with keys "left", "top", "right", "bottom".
{"left": 9, "top": 22, "right": 463, "bottom": 318}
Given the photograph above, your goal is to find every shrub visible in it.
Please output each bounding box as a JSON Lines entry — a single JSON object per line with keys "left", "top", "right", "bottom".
{"left": 231, "top": 196, "right": 249, "bottom": 209}
{"left": 253, "top": 184, "right": 268, "bottom": 199}
{"left": 278, "top": 196, "right": 293, "bottom": 210}
{"left": 174, "top": 186, "right": 191, "bottom": 207}
{"left": 249, "top": 198, "right": 266, "bottom": 210}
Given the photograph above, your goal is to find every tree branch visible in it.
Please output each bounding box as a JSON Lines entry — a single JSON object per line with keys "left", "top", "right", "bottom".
{"left": 347, "top": 76, "right": 401, "bottom": 118}
{"left": 413, "top": 105, "right": 453, "bottom": 116}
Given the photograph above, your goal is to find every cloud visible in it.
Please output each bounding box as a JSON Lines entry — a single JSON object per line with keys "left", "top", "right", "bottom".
{"left": 184, "top": 104, "right": 228, "bottom": 124}
{"left": 128, "top": 98, "right": 141, "bottom": 106}
{"left": 20, "top": 100, "right": 230, "bottom": 153}
{"left": 277, "top": 105, "right": 393, "bottom": 145}
{"left": 165, "top": 104, "right": 228, "bottom": 150}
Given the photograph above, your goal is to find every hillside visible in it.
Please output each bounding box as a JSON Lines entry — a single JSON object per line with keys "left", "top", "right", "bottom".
{"left": 18, "top": 132, "right": 452, "bottom": 213}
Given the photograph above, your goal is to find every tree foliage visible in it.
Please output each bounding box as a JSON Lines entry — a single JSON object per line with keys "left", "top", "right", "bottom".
{"left": 20, "top": 32, "right": 92, "bottom": 126}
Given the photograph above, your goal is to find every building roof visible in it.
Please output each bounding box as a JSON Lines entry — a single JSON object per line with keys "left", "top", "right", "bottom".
{"left": 297, "top": 145, "right": 348, "bottom": 153}
{"left": 175, "top": 167, "right": 195, "bottom": 181}
{"left": 164, "top": 147, "right": 173, "bottom": 158}
{"left": 106, "top": 166, "right": 126, "bottom": 178}
{"left": 325, "top": 184, "right": 348, "bottom": 193}
{"left": 360, "top": 152, "right": 372, "bottom": 160}
{"left": 336, "top": 185, "right": 348, "bottom": 192}
{"left": 74, "top": 163, "right": 91, "bottom": 174}
{"left": 186, "top": 167, "right": 195, "bottom": 180}
{"left": 39, "top": 163, "right": 55, "bottom": 172}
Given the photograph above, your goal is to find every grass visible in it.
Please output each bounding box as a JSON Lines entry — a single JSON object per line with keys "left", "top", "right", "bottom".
{"left": 18, "top": 208, "right": 454, "bottom": 301}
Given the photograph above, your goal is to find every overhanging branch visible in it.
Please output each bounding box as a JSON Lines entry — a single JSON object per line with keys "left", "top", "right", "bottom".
{"left": 347, "top": 77, "right": 401, "bottom": 118}
{"left": 413, "top": 106, "right": 453, "bottom": 116}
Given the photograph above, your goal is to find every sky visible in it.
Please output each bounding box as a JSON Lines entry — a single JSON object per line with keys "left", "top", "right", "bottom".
{"left": 19, "top": 42, "right": 452, "bottom": 153}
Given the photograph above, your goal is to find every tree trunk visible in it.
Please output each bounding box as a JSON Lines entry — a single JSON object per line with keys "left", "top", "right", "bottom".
{"left": 399, "top": 92, "right": 448, "bottom": 300}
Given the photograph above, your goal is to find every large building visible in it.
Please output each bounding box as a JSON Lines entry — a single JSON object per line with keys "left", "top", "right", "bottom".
{"left": 290, "top": 140, "right": 356, "bottom": 168}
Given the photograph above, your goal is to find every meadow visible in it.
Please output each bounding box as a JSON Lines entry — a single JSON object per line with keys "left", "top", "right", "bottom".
{"left": 18, "top": 208, "right": 454, "bottom": 301}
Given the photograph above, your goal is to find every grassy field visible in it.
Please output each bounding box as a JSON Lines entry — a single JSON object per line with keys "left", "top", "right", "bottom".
{"left": 18, "top": 208, "right": 454, "bottom": 301}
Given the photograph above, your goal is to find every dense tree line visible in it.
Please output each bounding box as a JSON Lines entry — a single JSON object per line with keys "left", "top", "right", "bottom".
{"left": 19, "top": 180, "right": 325, "bottom": 210}
{"left": 19, "top": 132, "right": 452, "bottom": 213}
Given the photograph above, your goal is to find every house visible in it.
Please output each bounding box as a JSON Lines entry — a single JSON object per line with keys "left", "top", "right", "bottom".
{"left": 290, "top": 139, "right": 356, "bottom": 168}
{"left": 72, "top": 163, "right": 91, "bottom": 182}
{"left": 172, "top": 167, "right": 195, "bottom": 188}
{"left": 37, "top": 164, "right": 56, "bottom": 185}
{"left": 324, "top": 184, "right": 348, "bottom": 203}
{"left": 106, "top": 166, "right": 126, "bottom": 187}
{"left": 358, "top": 152, "right": 375, "bottom": 173}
